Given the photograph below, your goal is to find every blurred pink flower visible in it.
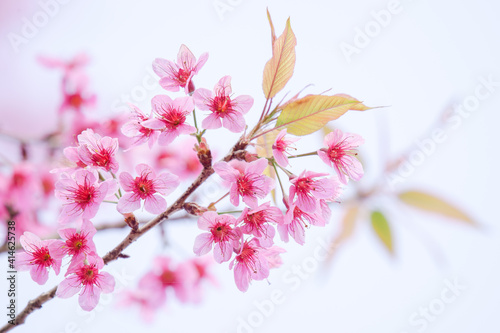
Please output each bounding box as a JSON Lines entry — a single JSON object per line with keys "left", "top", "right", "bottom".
{"left": 214, "top": 158, "right": 274, "bottom": 208}
{"left": 193, "top": 76, "right": 253, "bottom": 133}
{"left": 142, "top": 95, "right": 196, "bottom": 146}
{"left": 194, "top": 212, "right": 240, "bottom": 263}
{"left": 154, "top": 138, "right": 202, "bottom": 180}
{"left": 138, "top": 256, "right": 196, "bottom": 303}
{"left": 16, "top": 232, "right": 65, "bottom": 285}
{"left": 272, "top": 129, "right": 299, "bottom": 167}
{"left": 229, "top": 238, "right": 269, "bottom": 292}
{"left": 317, "top": 129, "right": 364, "bottom": 184}
{"left": 56, "top": 253, "right": 115, "bottom": 311}
{"left": 153, "top": 44, "right": 208, "bottom": 94}
{"left": 117, "top": 164, "right": 179, "bottom": 214}
{"left": 260, "top": 246, "right": 286, "bottom": 269}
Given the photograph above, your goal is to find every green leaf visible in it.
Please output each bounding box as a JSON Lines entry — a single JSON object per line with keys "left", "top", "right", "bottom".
{"left": 275, "top": 94, "right": 370, "bottom": 136}
{"left": 262, "top": 17, "right": 296, "bottom": 99}
{"left": 370, "top": 211, "right": 394, "bottom": 255}
{"left": 398, "top": 191, "right": 475, "bottom": 225}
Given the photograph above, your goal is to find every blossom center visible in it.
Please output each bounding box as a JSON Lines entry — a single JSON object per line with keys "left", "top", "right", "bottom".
{"left": 176, "top": 68, "right": 190, "bottom": 87}
{"left": 68, "top": 93, "right": 84, "bottom": 108}
{"left": 78, "top": 264, "right": 99, "bottom": 285}
{"left": 212, "top": 95, "right": 232, "bottom": 114}
{"left": 66, "top": 233, "right": 87, "bottom": 255}
{"left": 134, "top": 177, "right": 155, "bottom": 199}
{"left": 160, "top": 270, "right": 176, "bottom": 287}
{"left": 73, "top": 183, "right": 96, "bottom": 207}
{"left": 211, "top": 222, "right": 232, "bottom": 242}
{"left": 32, "top": 247, "right": 54, "bottom": 268}
{"left": 162, "top": 108, "right": 186, "bottom": 129}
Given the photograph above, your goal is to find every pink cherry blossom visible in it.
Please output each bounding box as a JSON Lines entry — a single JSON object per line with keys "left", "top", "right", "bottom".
{"left": 142, "top": 95, "right": 196, "bottom": 146}
{"left": 272, "top": 129, "right": 299, "bottom": 167}
{"left": 193, "top": 212, "right": 240, "bottom": 263}
{"left": 16, "top": 232, "right": 65, "bottom": 285}
{"left": 289, "top": 171, "right": 339, "bottom": 213}
{"left": 55, "top": 170, "right": 115, "bottom": 224}
{"left": 153, "top": 44, "right": 208, "bottom": 94}
{"left": 236, "top": 202, "right": 283, "bottom": 247}
{"left": 213, "top": 158, "right": 274, "bottom": 208}
{"left": 229, "top": 238, "right": 270, "bottom": 292}
{"left": 277, "top": 202, "right": 325, "bottom": 245}
{"left": 77, "top": 129, "right": 119, "bottom": 174}
{"left": 317, "top": 129, "right": 364, "bottom": 184}
{"left": 38, "top": 52, "right": 90, "bottom": 74}
{"left": 119, "top": 288, "right": 165, "bottom": 322}
{"left": 121, "top": 104, "right": 158, "bottom": 149}
{"left": 193, "top": 76, "right": 254, "bottom": 133}
{"left": 117, "top": 164, "right": 179, "bottom": 214}
{"left": 56, "top": 253, "right": 115, "bottom": 311}
{"left": 57, "top": 219, "right": 97, "bottom": 263}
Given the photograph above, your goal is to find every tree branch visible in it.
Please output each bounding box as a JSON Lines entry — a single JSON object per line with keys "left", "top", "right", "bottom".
{"left": 0, "top": 137, "right": 248, "bottom": 332}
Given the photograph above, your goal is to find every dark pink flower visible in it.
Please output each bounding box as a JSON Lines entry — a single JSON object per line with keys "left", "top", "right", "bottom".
{"left": 55, "top": 170, "right": 115, "bottom": 224}
{"left": 56, "top": 253, "right": 115, "bottom": 311}
{"left": 142, "top": 95, "right": 196, "bottom": 146}
{"left": 59, "top": 73, "right": 97, "bottom": 114}
{"left": 289, "top": 171, "right": 339, "bottom": 213}
{"left": 57, "top": 219, "right": 97, "bottom": 264}
{"left": 193, "top": 76, "right": 253, "bottom": 133}
{"left": 193, "top": 212, "right": 240, "bottom": 263}
{"left": 121, "top": 104, "right": 158, "bottom": 149}
{"left": 213, "top": 158, "right": 274, "bottom": 208}
{"left": 117, "top": 164, "right": 179, "bottom": 214}
{"left": 154, "top": 138, "right": 202, "bottom": 180}
{"left": 77, "top": 129, "right": 119, "bottom": 174}
{"left": 236, "top": 202, "right": 283, "bottom": 247}
{"left": 272, "top": 129, "right": 299, "bottom": 167}
{"left": 317, "top": 129, "right": 364, "bottom": 184}
{"left": 153, "top": 44, "right": 208, "bottom": 94}
{"left": 229, "top": 238, "right": 269, "bottom": 292}
{"left": 16, "top": 232, "right": 65, "bottom": 285}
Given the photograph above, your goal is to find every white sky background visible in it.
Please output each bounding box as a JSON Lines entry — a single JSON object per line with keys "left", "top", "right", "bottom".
{"left": 0, "top": 0, "right": 499, "bottom": 332}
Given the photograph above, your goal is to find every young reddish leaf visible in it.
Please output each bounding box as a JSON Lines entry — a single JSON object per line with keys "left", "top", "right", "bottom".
{"left": 398, "top": 191, "right": 475, "bottom": 225}
{"left": 326, "top": 205, "right": 359, "bottom": 263}
{"left": 276, "top": 94, "right": 370, "bottom": 136}
{"left": 370, "top": 211, "right": 394, "bottom": 255}
{"left": 266, "top": 8, "right": 277, "bottom": 47}
{"left": 262, "top": 18, "right": 296, "bottom": 99}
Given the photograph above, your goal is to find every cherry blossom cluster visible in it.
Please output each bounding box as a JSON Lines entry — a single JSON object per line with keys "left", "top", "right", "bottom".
{"left": 16, "top": 220, "right": 115, "bottom": 311}
{"left": 6, "top": 36, "right": 366, "bottom": 321}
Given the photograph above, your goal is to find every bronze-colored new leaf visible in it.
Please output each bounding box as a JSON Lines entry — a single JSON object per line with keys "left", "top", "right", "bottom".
{"left": 256, "top": 130, "right": 280, "bottom": 204}
{"left": 370, "top": 211, "right": 394, "bottom": 255}
{"left": 275, "top": 94, "right": 370, "bottom": 136}
{"left": 262, "top": 17, "right": 296, "bottom": 99}
{"left": 326, "top": 206, "right": 359, "bottom": 263}
{"left": 398, "top": 191, "right": 475, "bottom": 225}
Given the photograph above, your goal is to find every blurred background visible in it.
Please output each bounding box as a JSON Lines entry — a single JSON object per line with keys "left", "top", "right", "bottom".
{"left": 0, "top": 0, "right": 499, "bottom": 332}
